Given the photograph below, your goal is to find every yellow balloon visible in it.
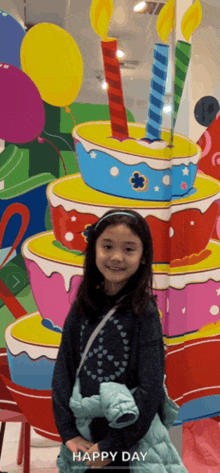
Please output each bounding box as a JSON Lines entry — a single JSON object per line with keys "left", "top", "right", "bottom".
{"left": 20, "top": 23, "right": 83, "bottom": 107}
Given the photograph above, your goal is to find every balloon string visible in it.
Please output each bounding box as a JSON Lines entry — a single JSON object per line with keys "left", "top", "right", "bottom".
{"left": 65, "top": 106, "right": 76, "bottom": 127}
{"left": 39, "top": 137, "right": 67, "bottom": 175}
{"left": 42, "top": 130, "right": 75, "bottom": 153}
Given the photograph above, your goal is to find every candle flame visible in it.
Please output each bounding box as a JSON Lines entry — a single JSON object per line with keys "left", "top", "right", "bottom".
{"left": 156, "top": 0, "right": 174, "bottom": 44}
{"left": 90, "top": 0, "right": 114, "bottom": 40}
{"left": 181, "top": 0, "right": 202, "bottom": 43}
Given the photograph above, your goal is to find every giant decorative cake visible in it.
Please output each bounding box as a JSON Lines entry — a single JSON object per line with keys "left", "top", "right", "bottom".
{"left": 11, "top": 139, "right": 220, "bottom": 409}
{"left": 5, "top": 0, "right": 220, "bottom": 426}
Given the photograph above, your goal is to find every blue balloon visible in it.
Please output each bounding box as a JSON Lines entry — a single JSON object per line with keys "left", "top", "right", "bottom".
{"left": 0, "top": 10, "right": 26, "bottom": 68}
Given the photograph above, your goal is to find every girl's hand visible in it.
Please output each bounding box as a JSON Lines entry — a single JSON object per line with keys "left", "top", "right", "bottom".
{"left": 86, "top": 443, "right": 112, "bottom": 469}
{"left": 65, "top": 435, "right": 94, "bottom": 458}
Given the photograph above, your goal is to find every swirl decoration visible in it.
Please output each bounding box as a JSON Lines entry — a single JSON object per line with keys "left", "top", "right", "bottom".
{"left": 0, "top": 203, "right": 30, "bottom": 318}
{"left": 211, "top": 152, "right": 220, "bottom": 167}
{"left": 200, "top": 131, "right": 212, "bottom": 159}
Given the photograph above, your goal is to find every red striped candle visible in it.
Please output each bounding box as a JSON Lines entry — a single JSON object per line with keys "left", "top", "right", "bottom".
{"left": 101, "top": 39, "right": 129, "bottom": 140}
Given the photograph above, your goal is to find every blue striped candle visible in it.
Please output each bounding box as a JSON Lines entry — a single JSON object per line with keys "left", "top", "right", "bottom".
{"left": 146, "top": 44, "right": 169, "bottom": 141}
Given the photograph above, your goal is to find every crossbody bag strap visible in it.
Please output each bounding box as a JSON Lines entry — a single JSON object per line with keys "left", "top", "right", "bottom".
{"left": 76, "top": 305, "right": 118, "bottom": 379}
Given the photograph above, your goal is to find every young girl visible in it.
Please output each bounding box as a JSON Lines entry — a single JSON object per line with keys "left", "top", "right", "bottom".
{"left": 52, "top": 209, "right": 165, "bottom": 471}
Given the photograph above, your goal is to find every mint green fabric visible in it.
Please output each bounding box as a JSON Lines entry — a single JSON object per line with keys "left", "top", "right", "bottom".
{"left": 56, "top": 376, "right": 188, "bottom": 472}
{"left": 69, "top": 378, "right": 139, "bottom": 441}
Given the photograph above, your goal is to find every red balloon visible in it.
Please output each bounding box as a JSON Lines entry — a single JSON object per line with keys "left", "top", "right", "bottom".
{"left": 0, "top": 63, "right": 45, "bottom": 143}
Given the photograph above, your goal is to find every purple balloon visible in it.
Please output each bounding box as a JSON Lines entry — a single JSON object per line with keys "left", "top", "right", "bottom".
{"left": 0, "top": 63, "right": 45, "bottom": 143}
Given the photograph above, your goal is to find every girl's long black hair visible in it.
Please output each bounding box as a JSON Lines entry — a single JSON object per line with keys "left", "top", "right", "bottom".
{"left": 73, "top": 209, "right": 157, "bottom": 321}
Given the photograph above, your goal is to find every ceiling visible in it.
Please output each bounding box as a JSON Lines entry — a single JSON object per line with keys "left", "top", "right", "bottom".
{"left": 1, "top": 0, "right": 220, "bottom": 141}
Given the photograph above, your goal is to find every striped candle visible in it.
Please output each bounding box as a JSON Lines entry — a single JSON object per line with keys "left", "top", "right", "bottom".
{"left": 172, "top": 40, "right": 191, "bottom": 131}
{"left": 101, "top": 39, "right": 129, "bottom": 140}
{"left": 170, "top": 0, "right": 202, "bottom": 143}
{"left": 146, "top": 44, "right": 169, "bottom": 141}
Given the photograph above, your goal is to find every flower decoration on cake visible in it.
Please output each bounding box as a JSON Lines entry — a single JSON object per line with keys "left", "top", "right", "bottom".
{"left": 41, "top": 319, "right": 63, "bottom": 334}
{"left": 129, "top": 172, "right": 148, "bottom": 192}
{"left": 82, "top": 224, "right": 93, "bottom": 243}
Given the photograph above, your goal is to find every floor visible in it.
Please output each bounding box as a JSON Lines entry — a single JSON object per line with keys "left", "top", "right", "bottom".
{"left": 0, "top": 422, "right": 183, "bottom": 472}
{"left": 0, "top": 422, "right": 61, "bottom": 473}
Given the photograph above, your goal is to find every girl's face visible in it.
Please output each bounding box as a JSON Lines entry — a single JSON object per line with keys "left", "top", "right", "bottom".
{"left": 95, "top": 223, "right": 144, "bottom": 296}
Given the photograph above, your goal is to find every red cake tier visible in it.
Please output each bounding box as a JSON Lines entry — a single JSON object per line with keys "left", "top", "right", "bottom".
{"left": 48, "top": 173, "right": 220, "bottom": 264}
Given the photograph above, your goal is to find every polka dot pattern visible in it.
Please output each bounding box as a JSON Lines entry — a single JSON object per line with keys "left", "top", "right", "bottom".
{"left": 110, "top": 166, "right": 120, "bottom": 177}
{"left": 65, "top": 232, "right": 74, "bottom": 242}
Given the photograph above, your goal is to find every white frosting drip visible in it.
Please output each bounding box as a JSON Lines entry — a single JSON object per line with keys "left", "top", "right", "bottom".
{"left": 22, "top": 234, "right": 83, "bottom": 292}
{"left": 5, "top": 313, "right": 59, "bottom": 359}
{"left": 48, "top": 174, "right": 220, "bottom": 220}
{"left": 73, "top": 123, "right": 201, "bottom": 170}
{"left": 137, "top": 139, "right": 168, "bottom": 150}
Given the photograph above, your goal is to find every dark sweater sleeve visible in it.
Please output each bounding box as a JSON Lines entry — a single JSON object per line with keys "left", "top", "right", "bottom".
{"left": 51, "top": 309, "right": 81, "bottom": 444}
{"left": 98, "top": 307, "right": 165, "bottom": 453}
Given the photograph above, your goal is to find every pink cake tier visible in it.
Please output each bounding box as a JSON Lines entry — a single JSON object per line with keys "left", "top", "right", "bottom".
{"left": 48, "top": 173, "right": 220, "bottom": 264}
{"left": 5, "top": 312, "right": 61, "bottom": 390}
{"left": 155, "top": 239, "right": 220, "bottom": 339}
{"left": 11, "top": 243, "right": 220, "bottom": 398}
{"left": 73, "top": 122, "right": 201, "bottom": 201}
{"left": 22, "top": 230, "right": 220, "bottom": 335}
{"left": 22, "top": 232, "right": 83, "bottom": 330}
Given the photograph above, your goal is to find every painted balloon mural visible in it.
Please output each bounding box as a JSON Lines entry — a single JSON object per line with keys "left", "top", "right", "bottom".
{"left": 0, "top": 10, "right": 26, "bottom": 68}
{"left": 0, "top": 63, "right": 45, "bottom": 143}
{"left": 20, "top": 22, "right": 83, "bottom": 109}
